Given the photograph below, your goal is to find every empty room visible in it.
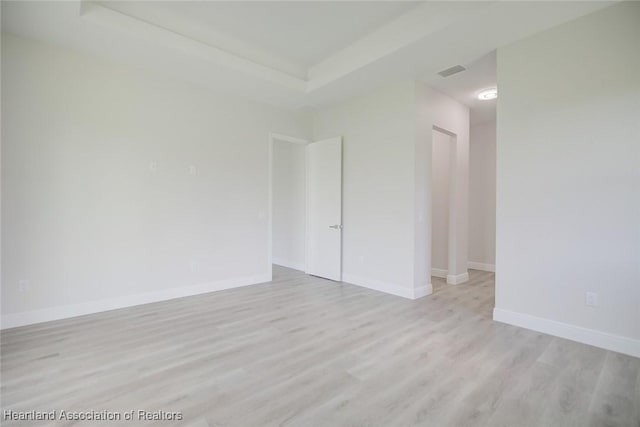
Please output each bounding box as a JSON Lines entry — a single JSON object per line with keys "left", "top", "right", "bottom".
{"left": 1, "top": 1, "right": 639, "bottom": 426}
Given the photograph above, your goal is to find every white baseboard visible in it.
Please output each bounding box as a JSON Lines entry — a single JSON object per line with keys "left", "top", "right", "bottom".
{"left": 468, "top": 261, "right": 495, "bottom": 272}
{"left": 272, "top": 257, "right": 305, "bottom": 272}
{"left": 431, "top": 268, "right": 448, "bottom": 279}
{"left": 1, "top": 273, "right": 271, "bottom": 330}
{"left": 411, "top": 283, "right": 433, "bottom": 299}
{"left": 447, "top": 271, "right": 469, "bottom": 285}
{"left": 342, "top": 273, "right": 432, "bottom": 300}
{"left": 493, "top": 308, "right": 640, "bottom": 358}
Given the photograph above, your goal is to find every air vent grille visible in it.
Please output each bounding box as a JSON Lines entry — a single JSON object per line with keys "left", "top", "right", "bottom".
{"left": 437, "top": 65, "right": 466, "bottom": 78}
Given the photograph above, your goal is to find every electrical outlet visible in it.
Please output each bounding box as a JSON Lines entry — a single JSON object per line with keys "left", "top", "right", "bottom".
{"left": 18, "top": 279, "right": 30, "bottom": 292}
{"left": 358, "top": 255, "right": 365, "bottom": 265}
{"left": 585, "top": 292, "right": 598, "bottom": 307}
{"left": 149, "top": 161, "right": 158, "bottom": 172}
{"left": 189, "top": 165, "right": 197, "bottom": 176}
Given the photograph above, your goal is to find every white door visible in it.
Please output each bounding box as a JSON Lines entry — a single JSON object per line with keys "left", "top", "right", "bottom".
{"left": 306, "top": 137, "right": 342, "bottom": 281}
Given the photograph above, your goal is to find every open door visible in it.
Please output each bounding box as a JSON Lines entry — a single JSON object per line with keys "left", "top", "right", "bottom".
{"left": 306, "top": 137, "right": 342, "bottom": 281}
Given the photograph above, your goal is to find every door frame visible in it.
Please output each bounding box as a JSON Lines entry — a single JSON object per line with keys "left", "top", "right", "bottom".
{"left": 431, "top": 125, "right": 467, "bottom": 285}
{"left": 267, "top": 132, "right": 309, "bottom": 280}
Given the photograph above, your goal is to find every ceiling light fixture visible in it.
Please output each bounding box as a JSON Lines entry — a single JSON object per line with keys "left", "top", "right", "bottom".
{"left": 478, "top": 88, "right": 498, "bottom": 100}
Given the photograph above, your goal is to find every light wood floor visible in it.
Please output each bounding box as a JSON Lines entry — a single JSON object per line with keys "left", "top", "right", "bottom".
{"left": 1, "top": 267, "right": 639, "bottom": 427}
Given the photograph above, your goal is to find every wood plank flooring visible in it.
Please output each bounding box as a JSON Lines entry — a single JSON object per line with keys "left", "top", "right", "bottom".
{"left": 1, "top": 267, "right": 638, "bottom": 426}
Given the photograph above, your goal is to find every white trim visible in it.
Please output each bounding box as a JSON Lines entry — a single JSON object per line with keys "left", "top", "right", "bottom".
{"left": 411, "top": 283, "right": 433, "bottom": 299}
{"left": 468, "top": 261, "right": 495, "bottom": 272}
{"left": 431, "top": 268, "right": 448, "bottom": 279}
{"left": 81, "top": 2, "right": 307, "bottom": 91}
{"left": 272, "top": 258, "right": 305, "bottom": 272}
{"left": 1, "top": 274, "right": 271, "bottom": 330}
{"left": 446, "top": 271, "right": 469, "bottom": 285}
{"left": 342, "top": 273, "right": 432, "bottom": 300}
{"left": 304, "top": 143, "right": 310, "bottom": 274}
{"left": 493, "top": 308, "right": 640, "bottom": 358}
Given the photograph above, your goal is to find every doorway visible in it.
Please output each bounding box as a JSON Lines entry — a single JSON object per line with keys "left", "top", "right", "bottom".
{"left": 431, "top": 128, "right": 453, "bottom": 280}
{"left": 270, "top": 134, "right": 307, "bottom": 274}
{"left": 268, "top": 133, "right": 343, "bottom": 282}
{"left": 430, "top": 126, "right": 468, "bottom": 285}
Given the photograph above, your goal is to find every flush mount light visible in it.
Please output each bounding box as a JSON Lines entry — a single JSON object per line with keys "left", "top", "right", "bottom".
{"left": 478, "top": 87, "right": 498, "bottom": 101}
{"left": 478, "top": 88, "right": 498, "bottom": 100}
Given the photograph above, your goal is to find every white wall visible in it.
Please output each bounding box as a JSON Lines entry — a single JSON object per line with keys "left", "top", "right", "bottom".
{"left": 312, "top": 82, "right": 470, "bottom": 296}
{"left": 312, "top": 82, "right": 419, "bottom": 297}
{"left": 469, "top": 120, "right": 496, "bottom": 269}
{"left": 415, "top": 84, "right": 470, "bottom": 287}
{"left": 494, "top": 2, "right": 640, "bottom": 357}
{"left": 272, "top": 140, "right": 306, "bottom": 271}
{"left": 431, "top": 130, "right": 452, "bottom": 274}
{"left": 1, "top": 34, "right": 310, "bottom": 327}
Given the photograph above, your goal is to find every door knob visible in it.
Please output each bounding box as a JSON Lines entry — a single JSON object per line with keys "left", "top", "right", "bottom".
{"left": 329, "top": 224, "right": 343, "bottom": 229}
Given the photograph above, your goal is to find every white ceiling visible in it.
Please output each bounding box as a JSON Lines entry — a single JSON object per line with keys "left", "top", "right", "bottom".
{"left": 1, "top": 1, "right": 616, "bottom": 113}
{"left": 104, "top": 1, "right": 420, "bottom": 68}
{"left": 428, "top": 51, "right": 497, "bottom": 125}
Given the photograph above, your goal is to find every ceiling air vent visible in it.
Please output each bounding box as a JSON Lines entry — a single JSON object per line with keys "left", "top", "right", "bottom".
{"left": 437, "top": 65, "right": 466, "bottom": 78}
